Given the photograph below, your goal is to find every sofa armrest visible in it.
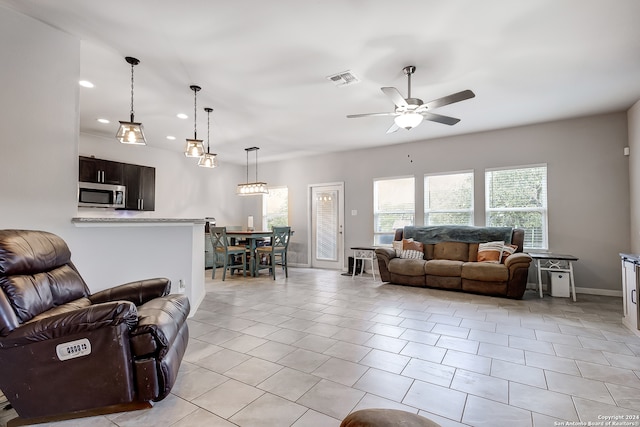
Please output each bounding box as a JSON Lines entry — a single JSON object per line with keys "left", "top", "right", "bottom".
{"left": 89, "top": 278, "right": 171, "bottom": 306}
{"left": 505, "top": 252, "right": 532, "bottom": 270}
{"left": 504, "top": 253, "right": 532, "bottom": 298}
{"left": 0, "top": 301, "right": 138, "bottom": 347}
{"left": 375, "top": 248, "right": 397, "bottom": 282}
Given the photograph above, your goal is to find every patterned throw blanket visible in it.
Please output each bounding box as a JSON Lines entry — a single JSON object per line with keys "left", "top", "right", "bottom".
{"left": 403, "top": 226, "right": 513, "bottom": 244}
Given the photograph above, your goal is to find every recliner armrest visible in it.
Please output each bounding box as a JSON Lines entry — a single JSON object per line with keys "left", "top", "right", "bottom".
{"left": 89, "top": 278, "right": 171, "bottom": 306}
{"left": 375, "top": 247, "right": 397, "bottom": 261}
{"left": 0, "top": 301, "right": 138, "bottom": 347}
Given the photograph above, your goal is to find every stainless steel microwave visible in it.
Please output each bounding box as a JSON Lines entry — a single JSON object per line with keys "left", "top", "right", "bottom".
{"left": 78, "top": 182, "right": 126, "bottom": 208}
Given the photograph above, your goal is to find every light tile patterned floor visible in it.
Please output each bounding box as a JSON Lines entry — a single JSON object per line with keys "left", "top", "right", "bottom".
{"left": 3, "top": 267, "right": 640, "bottom": 426}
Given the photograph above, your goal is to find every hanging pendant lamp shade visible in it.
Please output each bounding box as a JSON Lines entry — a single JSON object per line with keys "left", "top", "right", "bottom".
{"left": 236, "top": 147, "right": 268, "bottom": 195}
{"left": 116, "top": 57, "right": 147, "bottom": 145}
{"left": 184, "top": 85, "right": 205, "bottom": 158}
{"left": 198, "top": 107, "right": 218, "bottom": 168}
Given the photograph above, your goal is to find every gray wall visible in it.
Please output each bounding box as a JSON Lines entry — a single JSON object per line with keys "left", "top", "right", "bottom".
{"left": 257, "top": 113, "right": 631, "bottom": 294}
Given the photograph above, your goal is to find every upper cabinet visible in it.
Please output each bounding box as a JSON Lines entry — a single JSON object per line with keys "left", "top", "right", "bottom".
{"left": 79, "top": 156, "right": 124, "bottom": 185}
{"left": 79, "top": 156, "right": 155, "bottom": 211}
{"left": 123, "top": 163, "right": 155, "bottom": 211}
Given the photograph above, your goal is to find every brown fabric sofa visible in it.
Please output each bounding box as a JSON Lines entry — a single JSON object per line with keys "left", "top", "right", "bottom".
{"left": 0, "top": 229, "right": 190, "bottom": 423}
{"left": 375, "top": 226, "right": 532, "bottom": 299}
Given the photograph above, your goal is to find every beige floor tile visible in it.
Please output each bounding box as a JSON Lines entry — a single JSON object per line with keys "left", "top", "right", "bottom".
{"left": 509, "top": 335, "right": 555, "bottom": 355}
{"left": 359, "top": 348, "right": 411, "bottom": 374}
{"left": 546, "top": 371, "right": 615, "bottom": 405}
{"left": 182, "top": 338, "right": 223, "bottom": 363}
{"left": 553, "top": 343, "right": 609, "bottom": 364}
{"left": 399, "top": 328, "right": 440, "bottom": 345}
{"left": 400, "top": 341, "right": 447, "bottom": 363}
{"left": 524, "top": 351, "right": 580, "bottom": 375}
{"left": 534, "top": 330, "right": 582, "bottom": 346}
{"left": 108, "top": 394, "right": 198, "bottom": 427}
{"left": 431, "top": 324, "right": 470, "bottom": 339}
{"left": 197, "top": 328, "right": 242, "bottom": 346}
{"left": 509, "top": 382, "right": 578, "bottom": 420}
{"left": 605, "top": 383, "right": 640, "bottom": 412}
{"left": 450, "top": 369, "right": 509, "bottom": 403}
{"left": 240, "top": 322, "right": 283, "bottom": 338}
{"left": 603, "top": 350, "right": 640, "bottom": 370}
{"left": 460, "top": 318, "right": 496, "bottom": 333}
{"left": 443, "top": 349, "right": 492, "bottom": 375}
{"left": 277, "top": 348, "right": 331, "bottom": 373}
{"left": 462, "top": 395, "right": 532, "bottom": 427}
{"left": 219, "top": 334, "right": 267, "bottom": 353}
{"left": 171, "top": 365, "right": 229, "bottom": 401}
{"left": 297, "top": 379, "right": 366, "bottom": 420}
{"left": 490, "top": 359, "right": 546, "bottom": 388}
{"left": 257, "top": 366, "right": 321, "bottom": 401}
{"left": 304, "top": 322, "right": 345, "bottom": 338}
{"left": 290, "top": 409, "right": 342, "bottom": 427}
{"left": 573, "top": 396, "right": 640, "bottom": 422}
{"left": 331, "top": 328, "right": 375, "bottom": 345}
{"left": 192, "top": 378, "right": 264, "bottom": 419}
{"left": 186, "top": 319, "right": 218, "bottom": 338}
{"left": 224, "top": 357, "right": 283, "bottom": 386}
{"left": 264, "top": 328, "right": 308, "bottom": 344}
{"left": 312, "top": 357, "right": 369, "bottom": 386}
{"left": 170, "top": 408, "right": 237, "bottom": 427}
{"left": 351, "top": 393, "right": 420, "bottom": 414}
{"left": 402, "top": 358, "right": 456, "bottom": 387}
{"left": 495, "top": 323, "right": 537, "bottom": 339}
{"left": 353, "top": 368, "right": 414, "bottom": 402}
{"left": 367, "top": 323, "right": 406, "bottom": 338}
{"left": 478, "top": 342, "right": 525, "bottom": 364}
{"left": 577, "top": 360, "right": 640, "bottom": 389}
{"left": 323, "top": 340, "right": 372, "bottom": 362}
{"left": 229, "top": 393, "right": 307, "bottom": 427}
{"left": 402, "top": 380, "right": 467, "bottom": 421}
{"left": 363, "top": 334, "right": 408, "bottom": 353}
{"left": 398, "top": 318, "right": 436, "bottom": 332}
{"left": 468, "top": 329, "right": 509, "bottom": 346}
{"left": 293, "top": 334, "right": 338, "bottom": 352}
{"left": 436, "top": 335, "right": 480, "bottom": 354}
{"left": 579, "top": 336, "right": 636, "bottom": 355}
{"left": 247, "top": 340, "right": 296, "bottom": 362}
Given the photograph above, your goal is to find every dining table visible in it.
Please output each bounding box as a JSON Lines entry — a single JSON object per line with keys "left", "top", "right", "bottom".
{"left": 225, "top": 230, "right": 274, "bottom": 276}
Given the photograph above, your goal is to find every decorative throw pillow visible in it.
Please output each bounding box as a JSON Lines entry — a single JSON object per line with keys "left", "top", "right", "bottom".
{"left": 477, "top": 241, "right": 505, "bottom": 263}
{"left": 392, "top": 240, "right": 404, "bottom": 257}
{"left": 501, "top": 244, "right": 518, "bottom": 263}
{"left": 401, "top": 239, "right": 424, "bottom": 259}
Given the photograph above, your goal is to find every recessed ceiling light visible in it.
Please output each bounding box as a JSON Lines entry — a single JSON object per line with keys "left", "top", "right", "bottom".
{"left": 96, "top": 118, "right": 110, "bottom": 124}
{"left": 79, "top": 80, "right": 94, "bottom": 88}
{"left": 166, "top": 136, "right": 176, "bottom": 140}
{"left": 176, "top": 113, "right": 188, "bottom": 119}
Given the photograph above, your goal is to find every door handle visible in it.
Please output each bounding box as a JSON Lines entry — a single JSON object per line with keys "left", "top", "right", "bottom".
{"left": 632, "top": 289, "right": 636, "bottom": 305}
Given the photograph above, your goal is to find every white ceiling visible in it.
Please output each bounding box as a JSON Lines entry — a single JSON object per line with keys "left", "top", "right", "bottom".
{"left": 3, "top": 0, "right": 640, "bottom": 164}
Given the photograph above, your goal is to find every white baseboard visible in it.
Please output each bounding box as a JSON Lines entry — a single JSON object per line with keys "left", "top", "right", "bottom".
{"left": 526, "top": 282, "right": 622, "bottom": 298}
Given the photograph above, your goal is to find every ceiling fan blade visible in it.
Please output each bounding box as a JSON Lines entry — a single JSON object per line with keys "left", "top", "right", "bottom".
{"left": 386, "top": 122, "right": 400, "bottom": 134}
{"left": 381, "top": 87, "right": 408, "bottom": 108}
{"left": 424, "top": 90, "right": 475, "bottom": 110}
{"left": 421, "top": 112, "right": 460, "bottom": 126}
{"left": 347, "top": 112, "right": 396, "bottom": 119}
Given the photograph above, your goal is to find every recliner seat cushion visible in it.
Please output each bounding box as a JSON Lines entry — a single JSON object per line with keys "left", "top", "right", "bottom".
{"left": 461, "top": 262, "right": 508, "bottom": 281}
{"left": 388, "top": 259, "right": 426, "bottom": 276}
{"left": 425, "top": 260, "right": 463, "bottom": 277}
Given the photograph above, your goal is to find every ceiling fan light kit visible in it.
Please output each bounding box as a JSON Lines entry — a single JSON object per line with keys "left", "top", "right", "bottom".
{"left": 116, "top": 56, "right": 147, "bottom": 145}
{"left": 347, "top": 65, "right": 475, "bottom": 133}
{"left": 184, "top": 85, "right": 205, "bottom": 158}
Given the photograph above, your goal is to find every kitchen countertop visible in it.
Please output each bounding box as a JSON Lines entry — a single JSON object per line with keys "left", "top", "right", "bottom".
{"left": 72, "top": 217, "right": 206, "bottom": 227}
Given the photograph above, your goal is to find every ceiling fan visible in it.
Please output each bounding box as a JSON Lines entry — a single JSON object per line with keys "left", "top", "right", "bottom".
{"left": 347, "top": 65, "right": 475, "bottom": 133}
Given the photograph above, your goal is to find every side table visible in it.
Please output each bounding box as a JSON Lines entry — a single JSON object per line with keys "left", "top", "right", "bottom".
{"left": 530, "top": 252, "right": 578, "bottom": 301}
{"left": 351, "top": 247, "right": 377, "bottom": 280}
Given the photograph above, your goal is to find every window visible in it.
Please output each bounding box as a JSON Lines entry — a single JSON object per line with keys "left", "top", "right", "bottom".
{"left": 373, "top": 177, "right": 414, "bottom": 245}
{"left": 262, "top": 187, "right": 288, "bottom": 230}
{"left": 424, "top": 171, "right": 474, "bottom": 225}
{"left": 485, "top": 165, "right": 548, "bottom": 249}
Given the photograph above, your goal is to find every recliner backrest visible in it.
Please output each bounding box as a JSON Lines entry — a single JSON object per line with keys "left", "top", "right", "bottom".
{"left": 0, "top": 230, "right": 90, "bottom": 335}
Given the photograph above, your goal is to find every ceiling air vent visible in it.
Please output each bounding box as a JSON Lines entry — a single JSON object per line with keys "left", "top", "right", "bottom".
{"left": 327, "top": 70, "right": 360, "bottom": 87}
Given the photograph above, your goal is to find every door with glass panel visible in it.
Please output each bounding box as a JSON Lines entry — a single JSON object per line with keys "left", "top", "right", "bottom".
{"left": 310, "top": 183, "right": 344, "bottom": 270}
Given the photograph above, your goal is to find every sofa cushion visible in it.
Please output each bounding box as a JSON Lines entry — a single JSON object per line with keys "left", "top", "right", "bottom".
{"left": 434, "top": 242, "right": 469, "bottom": 262}
{"left": 388, "top": 259, "right": 426, "bottom": 276}
{"left": 461, "top": 262, "right": 509, "bottom": 281}
{"left": 425, "top": 259, "right": 463, "bottom": 277}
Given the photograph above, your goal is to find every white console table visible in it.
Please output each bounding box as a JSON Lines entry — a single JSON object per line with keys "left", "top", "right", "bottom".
{"left": 351, "top": 247, "right": 377, "bottom": 280}
{"left": 530, "top": 252, "right": 578, "bottom": 301}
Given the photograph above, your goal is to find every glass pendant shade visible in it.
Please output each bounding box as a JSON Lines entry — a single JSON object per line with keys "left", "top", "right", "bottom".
{"left": 236, "top": 182, "right": 268, "bottom": 195}
{"left": 394, "top": 112, "right": 424, "bottom": 130}
{"left": 117, "top": 56, "right": 146, "bottom": 145}
{"left": 184, "top": 139, "right": 205, "bottom": 157}
{"left": 198, "top": 152, "right": 218, "bottom": 168}
{"left": 116, "top": 120, "right": 146, "bottom": 145}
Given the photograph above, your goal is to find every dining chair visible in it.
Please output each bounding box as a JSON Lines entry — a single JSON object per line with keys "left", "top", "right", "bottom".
{"left": 255, "top": 226, "right": 291, "bottom": 279}
{"left": 210, "top": 227, "right": 246, "bottom": 280}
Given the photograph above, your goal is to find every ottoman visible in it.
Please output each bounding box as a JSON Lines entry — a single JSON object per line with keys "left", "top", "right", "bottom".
{"left": 340, "top": 409, "right": 441, "bottom": 427}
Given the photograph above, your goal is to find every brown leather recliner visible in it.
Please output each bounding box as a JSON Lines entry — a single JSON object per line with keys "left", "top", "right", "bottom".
{"left": 0, "top": 229, "right": 190, "bottom": 424}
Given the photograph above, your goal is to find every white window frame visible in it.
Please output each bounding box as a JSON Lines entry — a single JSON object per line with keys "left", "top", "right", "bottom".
{"left": 262, "top": 186, "right": 289, "bottom": 230}
{"left": 485, "top": 164, "right": 548, "bottom": 250}
{"left": 424, "top": 170, "right": 474, "bottom": 226}
{"left": 373, "top": 176, "right": 415, "bottom": 245}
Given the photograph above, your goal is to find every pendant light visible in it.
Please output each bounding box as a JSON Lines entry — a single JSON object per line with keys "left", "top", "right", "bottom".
{"left": 116, "top": 56, "right": 147, "bottom": 145}
{"left": 184, "top": 85, "right": 205, "bottom": 157}
{"left": 236, "top": 147, "right": 268, "bottom": 195}
{"left": 198, "top": 107, "right": 218, "bottom": 168}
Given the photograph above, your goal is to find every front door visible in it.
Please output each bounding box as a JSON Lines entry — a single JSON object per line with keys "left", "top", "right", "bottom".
{"left": 310, "top": 183, "right": 344, "bottom": 270}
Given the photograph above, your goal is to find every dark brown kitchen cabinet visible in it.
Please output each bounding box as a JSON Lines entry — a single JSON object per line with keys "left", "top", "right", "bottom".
{"left": 122, "top": 163, "right": 155, "bottom": 211}
{"left": 79, "top": 156, "right": 123, "bottom": 185}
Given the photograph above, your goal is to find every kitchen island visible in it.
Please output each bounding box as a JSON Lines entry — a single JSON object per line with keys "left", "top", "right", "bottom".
{"left": 71, "top": 217, "right": 206, "bottom": 316}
